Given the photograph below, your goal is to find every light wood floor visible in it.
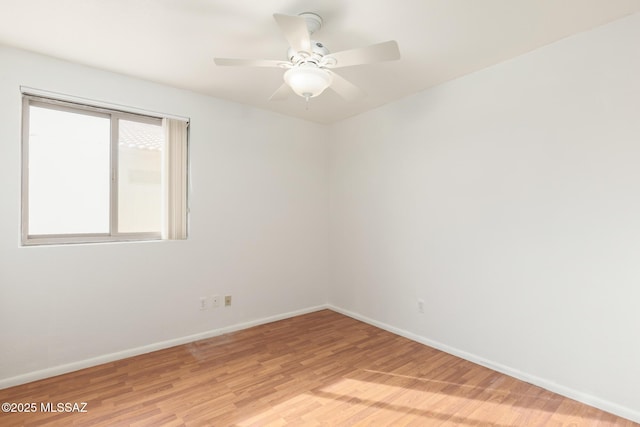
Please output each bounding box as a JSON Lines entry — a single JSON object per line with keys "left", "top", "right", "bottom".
{"left": 0, "top": 309, "right": 636, "bottom": 426}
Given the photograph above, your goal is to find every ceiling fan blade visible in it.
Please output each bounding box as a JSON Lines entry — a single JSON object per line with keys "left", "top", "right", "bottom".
{"left": 214, "top": 58, "right": 287, "bottom": 68}
{"left": 327, "top": 40, "right": 400, "bottom": 68}
{"left": 273, "top": 13, "right": 311, "bottom": 53}
{"left": 269, "top": 84, "right": 291, "bottom": 101}
{"left": 328, "top": 71, "right": 366, "bottom": 101}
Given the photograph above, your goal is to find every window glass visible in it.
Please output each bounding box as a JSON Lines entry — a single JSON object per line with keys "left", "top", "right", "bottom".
{"left": 28, "top": 105, "right": 110, "bottom": 235}
{"left": 117, "top": 119, "right": 163, "bottom": 233}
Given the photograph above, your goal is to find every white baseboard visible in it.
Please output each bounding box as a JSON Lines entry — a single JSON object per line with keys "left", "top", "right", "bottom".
{"left": 327, "top": 304, "right": 640, "bottom": 425}
{"left": 0, "top": 304, "right": 329, "bottom": 390}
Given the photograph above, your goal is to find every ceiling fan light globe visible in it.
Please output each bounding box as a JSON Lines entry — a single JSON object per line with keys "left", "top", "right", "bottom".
{"left": 284, "top": 66, "right": 333, "bottom": 98}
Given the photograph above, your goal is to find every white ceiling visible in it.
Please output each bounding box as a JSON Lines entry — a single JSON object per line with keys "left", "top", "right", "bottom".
{"left": 1, "top": 0, "right": 639, "bottom": 124}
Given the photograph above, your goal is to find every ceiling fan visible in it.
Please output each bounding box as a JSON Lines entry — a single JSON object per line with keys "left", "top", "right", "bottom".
{"left": 214, "top": 12, "right": 401, "bottom": 103}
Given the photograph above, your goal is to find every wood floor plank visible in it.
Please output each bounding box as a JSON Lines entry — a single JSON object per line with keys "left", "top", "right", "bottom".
{"left": 0, "top": 309, "right": 636, "bottom": 426}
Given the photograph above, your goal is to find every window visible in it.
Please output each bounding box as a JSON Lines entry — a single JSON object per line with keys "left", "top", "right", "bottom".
{"left": 21, "top": 93, "right": 188, "bottom": 245}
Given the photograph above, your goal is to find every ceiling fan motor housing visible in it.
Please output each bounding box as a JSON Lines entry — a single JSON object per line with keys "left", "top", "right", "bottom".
{"left": 287, "top": 40, "right": 330, "bottom": 64}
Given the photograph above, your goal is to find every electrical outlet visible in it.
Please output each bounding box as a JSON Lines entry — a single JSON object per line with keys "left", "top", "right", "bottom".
{"left": 224, "top": 295, "right": 232, "bottom": 307}
{"left": 199, "top": 297, "right": 208, "bottom": 311}
{"left": 418, "top": 299, "right": 425, "bottom": 314}
{"left": 211, "top": 295, "right": 220, "bottom": 308}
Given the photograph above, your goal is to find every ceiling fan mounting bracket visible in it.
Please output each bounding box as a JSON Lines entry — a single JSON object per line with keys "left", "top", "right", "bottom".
{"left": 298, "top": 12, "right": 323, "bottom": 34}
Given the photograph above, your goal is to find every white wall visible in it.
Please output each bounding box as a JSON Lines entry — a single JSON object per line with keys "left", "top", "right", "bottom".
{"left": 0, "top": 45, "right": 329, "bottom": 385}
{"left": 328, "top": 13, "right": 640, "bottom": 422}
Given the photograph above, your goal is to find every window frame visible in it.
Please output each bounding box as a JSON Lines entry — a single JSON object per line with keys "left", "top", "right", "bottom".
{"left": 21, "top": 95, "right": 165, "bottom": 246}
